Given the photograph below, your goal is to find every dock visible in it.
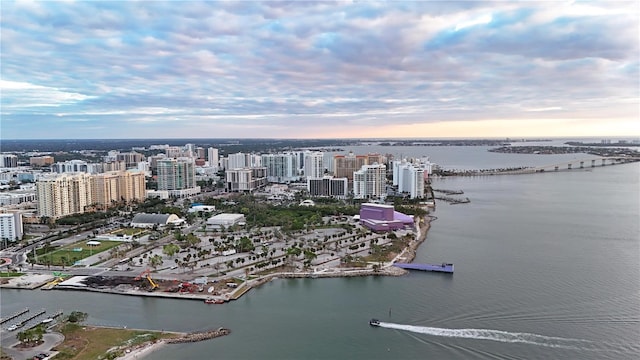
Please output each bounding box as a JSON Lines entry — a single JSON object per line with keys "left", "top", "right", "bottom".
{"left": 393, "top": 263, "right": 454, "bottom": 273}
{"left": 0, "top": 308, "right": 29, "bottom": 324}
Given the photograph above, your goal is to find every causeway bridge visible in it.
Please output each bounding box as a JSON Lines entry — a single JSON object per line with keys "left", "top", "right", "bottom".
{"left": 440, "top": 156, "right": 640, "bottom": 176}
{"left": 500, "top": 156, "right": 640, "bottom": 175}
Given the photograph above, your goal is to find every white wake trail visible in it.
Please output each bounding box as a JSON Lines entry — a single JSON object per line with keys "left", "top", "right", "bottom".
{"left": 378, "top": 322, "right": 592, "bottom": 350}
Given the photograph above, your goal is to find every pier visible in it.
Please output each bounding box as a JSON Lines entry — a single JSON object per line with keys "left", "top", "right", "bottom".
{"left": 0, "top": 308, "right": 28, "bottom": 324}
{"left": 17, "top": 308, "right": 46, "bottom": 326}
{"left": 393, "top": 263, "right": 454, "bottom": 273}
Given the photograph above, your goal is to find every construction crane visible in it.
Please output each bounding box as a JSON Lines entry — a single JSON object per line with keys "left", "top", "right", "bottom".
{"left": 135, "top": 269, "right": 159, "bottom": 291}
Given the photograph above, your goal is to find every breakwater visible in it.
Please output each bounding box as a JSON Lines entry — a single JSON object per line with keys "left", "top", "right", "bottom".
{"left": 166, "top": 328, "right": 231, "bottom": 344}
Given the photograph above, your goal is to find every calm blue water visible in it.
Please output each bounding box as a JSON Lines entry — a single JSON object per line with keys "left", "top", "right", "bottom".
{"left": 2, "top": 147, "right": 639, "bottom": 360}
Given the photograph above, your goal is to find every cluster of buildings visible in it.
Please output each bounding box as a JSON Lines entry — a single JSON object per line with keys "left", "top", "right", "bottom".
{"left": 0, "top": 143, "right": 433, "bottom": 243}
{"left": 36, "top": 170, "right": 146, "bottom": 218}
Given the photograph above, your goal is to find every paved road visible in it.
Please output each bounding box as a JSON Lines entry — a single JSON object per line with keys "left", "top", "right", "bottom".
{"left": 1, "top": 331, "right": 63, "bottom": 360}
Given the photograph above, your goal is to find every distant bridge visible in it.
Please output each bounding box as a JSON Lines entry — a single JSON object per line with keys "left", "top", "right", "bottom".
{"left": 499, "top": 156, "right": 640, "bottom": 175}
{"left": 440, "top": 156, "right": 640, "bottom": 176}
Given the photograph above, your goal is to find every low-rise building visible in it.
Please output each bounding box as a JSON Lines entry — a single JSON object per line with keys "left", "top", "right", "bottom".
{"left": 188, "top": 205, "right": 216, "bottom": 213}
{"left": 359, "top": 203, "right": 414, "bottom": 232}
{"left": 130, "top": 213, "right": 184, "bottom": 228}
{"left": 206, "top": 213, "right": 246, "bottom": 230}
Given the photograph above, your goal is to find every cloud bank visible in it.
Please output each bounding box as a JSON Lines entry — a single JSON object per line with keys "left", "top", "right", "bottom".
{"left": 1, "top": 0, "right": 638, "bottom": 139}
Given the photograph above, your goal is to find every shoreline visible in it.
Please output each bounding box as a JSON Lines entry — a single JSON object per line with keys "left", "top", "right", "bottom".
{"left": 115, "top": 340, "right": 166, "bottom": 360}
{"left": 2, "top": 217, "right": 433, "bottom": 360}
{"left": 2, "top": 216, "right": 433, "bottom": 302}
{"left": 110, "top": 218, "right": 432, "bottom": 360}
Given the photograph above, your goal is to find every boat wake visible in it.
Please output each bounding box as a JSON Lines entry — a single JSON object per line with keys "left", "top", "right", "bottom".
{"left": 378, "top": 322, "right": 591, "bottom": 350}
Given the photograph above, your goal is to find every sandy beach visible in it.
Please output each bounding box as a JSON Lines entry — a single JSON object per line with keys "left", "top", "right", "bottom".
{"left": 116, "top": 340, "right": 166, "bottom": 360}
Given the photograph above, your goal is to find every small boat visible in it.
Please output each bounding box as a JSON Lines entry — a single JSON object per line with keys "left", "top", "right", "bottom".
{"left": 369, "top": 318, "right": 380, "bottom": 327}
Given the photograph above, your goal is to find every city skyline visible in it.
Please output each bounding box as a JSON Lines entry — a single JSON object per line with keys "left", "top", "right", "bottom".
{"left": 1, "top": 1, "right": 639, "bottom": 140}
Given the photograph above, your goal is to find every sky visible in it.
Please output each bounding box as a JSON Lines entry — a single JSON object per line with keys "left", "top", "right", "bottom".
{"left": 1, "top": 0, "right": 639, "bottom": 140}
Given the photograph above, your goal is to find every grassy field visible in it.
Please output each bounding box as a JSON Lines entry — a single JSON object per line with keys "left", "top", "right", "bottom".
{"left": 0, "top": 272, "right": 24, "bottom": 277}
{"left": 32, "top": 240, "right": 121, "bottom": 266}
{"left": 53, "top": 323, "right": 180, "bottom": 360}
{"left": 111, "top": 227, "right": 146, "bottom": 236}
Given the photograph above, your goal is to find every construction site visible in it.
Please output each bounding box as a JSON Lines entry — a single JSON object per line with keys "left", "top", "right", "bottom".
{"left": 54, "top": 269, "right": 243, "bottom": 302}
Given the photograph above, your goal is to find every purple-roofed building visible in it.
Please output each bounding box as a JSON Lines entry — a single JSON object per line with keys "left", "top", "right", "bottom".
{"left": 359, "top": 203, "right": 414, "bottom": 231}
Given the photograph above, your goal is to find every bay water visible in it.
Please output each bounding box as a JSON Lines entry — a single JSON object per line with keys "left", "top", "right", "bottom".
{"left": 2, "top": 146, "right": 638, "bottom": 359}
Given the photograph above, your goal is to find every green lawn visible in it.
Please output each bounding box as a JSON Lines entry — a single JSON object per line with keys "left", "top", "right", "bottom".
{"left": 0, "top": 272, "right": 24, "bottom": 277}
{"left": 53, "top": 324, "right": 180, "bottom": 360}
{"left": 33, "top": 240, "right": 121, "bottom": 266}
{"left": 111, "top": 227, "right": 146, "bottom": 236}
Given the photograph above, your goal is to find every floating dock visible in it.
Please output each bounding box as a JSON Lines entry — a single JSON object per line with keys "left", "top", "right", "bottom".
{"left": 393, "top": 263, "right": 454, "bottom": 273}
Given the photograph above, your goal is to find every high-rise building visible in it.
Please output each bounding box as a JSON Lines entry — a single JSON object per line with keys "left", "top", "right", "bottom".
{"left": 165, "top": 146, "right": 184, "bottom": 158}
{"left": 91, "top": 171, "right": 146, "bottom": 209}
{"left": 353, "top": 164, "right": 387, "bottom": 200}
{"left": 307, "top": 176, "right": 348, "bottom": 198}
{"left": 226, "top": 167, "right": 268, "bottom": 192}
{"left": 29, "top": 156, "right": 55, "bottom": 167}
{"left": 102, "top": 160, "right": 127, "bottom": 172}
{"left": 0, "top": 211, "right": 23, "bottom": 242}
{"left": 114, "top": 152, "right": 145, "bottom": 168}
{"left": 36, "top": 173, "right": 93, "bottom": 219}
{"left": 0, "top": 154, "right": 18, "bottom": 168}
{"left": 393, "top": 161, "right": 425, "bottom": 199}
{"left": 207, "top": 148, "right": 219, "bottom": 168}
{"left": 333, "top": 152, "right": 367, "bottom": 181}
{"left": 228, "top": 153, "right": 249, "bottom": 169}
{"left": 157, "top": 158, "right": 196, "bottom": 191}
{"left": 304, "top": 152, "right": 324, "bottom": 179}
{"left": 184, "top": 143, "right": 197, "bottom": 157}
{"left": 195, "top": 147, "right": 205, "bottom": 160}
{"left": 366, "top": 153, "right": 385, "bottom": 166}
{"left": 51, "top": 160, "right": 89, "bottom": 173}
{"left": 261, "top": 153, "right": 299, "bottom": 183}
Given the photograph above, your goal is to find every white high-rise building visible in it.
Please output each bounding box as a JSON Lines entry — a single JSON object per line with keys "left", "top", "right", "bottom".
{"left": 393, "top": 161, "right": 425, "bottom": 199}
{"left": 1, "top": 154, "right": 19, "bottom": 168}
{"left": 36, "top": 173, "right": 93, "bottom": 219}
{"left": 0, "top": 212, "right": 23, "bottom": 242}
{"left": 51, "top": 160, "right": 89, "bottom": 173}
{"left": 304, "top": 152, "right": 324, "bottom": 179}
{"left": 207, "top": 147, "right": 219, "bottom": 168}
{"left": 228, "top": 153, "right": 249, "bottom": 169}
{"left": 261, "top": 153, "right": 299, "bottom": 183}
{"left": 184, "top": 143, "right": 198, "bottom": 158}
{"left": 353, "top": 164, "right": 387, "bottom": 200}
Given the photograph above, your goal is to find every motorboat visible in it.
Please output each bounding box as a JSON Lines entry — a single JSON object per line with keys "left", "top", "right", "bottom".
{"left": 369, "top": 318, "right": 380, "bottom": 327}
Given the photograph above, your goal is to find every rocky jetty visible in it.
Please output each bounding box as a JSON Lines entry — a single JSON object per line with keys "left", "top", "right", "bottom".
{"left": 166, "top": 328, "right": 231, "bottom": 344}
